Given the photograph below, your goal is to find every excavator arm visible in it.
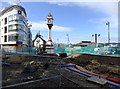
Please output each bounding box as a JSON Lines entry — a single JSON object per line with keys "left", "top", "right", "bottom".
{"left": 32, "top": 34, "right": 46, "bottom": 46}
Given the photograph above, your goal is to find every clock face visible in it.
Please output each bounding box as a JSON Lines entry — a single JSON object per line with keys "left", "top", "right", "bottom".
{"left": 48, "top": 19, "right": 53, "bottom": 24}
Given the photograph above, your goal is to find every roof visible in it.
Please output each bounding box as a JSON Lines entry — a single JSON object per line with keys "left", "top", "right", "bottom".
{"left": 0, "top": 4, "right": 26, "bottom": 17}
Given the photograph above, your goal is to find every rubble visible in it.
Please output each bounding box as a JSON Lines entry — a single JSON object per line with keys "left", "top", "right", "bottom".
{"left": 2, "top": 55, "right": 61, "bottom": 87}
{"left": 22, "top": 65, "right": 39, "bottom": 73}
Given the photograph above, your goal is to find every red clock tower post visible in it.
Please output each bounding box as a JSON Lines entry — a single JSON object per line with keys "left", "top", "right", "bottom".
{"left": 47, "top": 13, "right": 53, "bottom": 45}
{"left": 46, "top": 13, "right": 54, "bottom": 54}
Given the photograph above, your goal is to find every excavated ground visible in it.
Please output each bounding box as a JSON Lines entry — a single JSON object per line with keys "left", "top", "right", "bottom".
{"left": 2, "top": 53, "right": 120, "bottom": 88}
{"left": 66, "top": 53, "right": 120, "bottom": 79}
{"left": 2, "top": 55, "right": 62, "bottom": 87}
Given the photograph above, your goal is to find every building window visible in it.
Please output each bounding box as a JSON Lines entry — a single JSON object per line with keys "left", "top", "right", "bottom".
{"left": 8, "top": 15, "right": 13, "bottom": 21}
{"left": 8, "top": 25, "right": 13, "bottom": 32}
{"left": 14, "top": 14, "right": 23, "bottom": 21}
{"left": 8, "top": 14, "right": 27, "bottom": 25}
{"left": 4, "top": 35, "right": 7, "bottom": 42}
{"left": 18, "top": 34, "right": 23, "bottom": 41}
{"left": 8, "top": 34, "right": 18, "bottom": 41}
{"left": 4, "top": 26, "right": 7, "bottom": 33}
{"left": 8, "top": 24, "right": 19, "bottom": 32}
{"left": 4, "top": 18, "right": 7, "bottom": 24}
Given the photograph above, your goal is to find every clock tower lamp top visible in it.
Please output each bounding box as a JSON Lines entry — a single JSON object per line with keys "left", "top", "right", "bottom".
{"left": 47, "top": 13, "right": 53, "bottom": 20}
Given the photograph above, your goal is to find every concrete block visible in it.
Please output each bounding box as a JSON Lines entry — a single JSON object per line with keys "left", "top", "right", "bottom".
{"left": 87, "top": 76, "right": 107, "bottom": 85}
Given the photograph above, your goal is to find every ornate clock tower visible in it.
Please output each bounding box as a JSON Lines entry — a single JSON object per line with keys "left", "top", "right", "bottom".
{"left": 47, "top": 13, "right": 53, "bottom": 45}
{"left": 46, "top": 13, "right": 54, "bottom": 54}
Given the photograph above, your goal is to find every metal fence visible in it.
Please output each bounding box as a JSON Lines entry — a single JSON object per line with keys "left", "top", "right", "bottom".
{"left": 0, "top": 47, "right": 38, "bottom": 55}
{"left": 54, "top": 46, "right": 120, "bottom": 57}
{"left": 1, "top": 46, "right": 120, "bottom": 57}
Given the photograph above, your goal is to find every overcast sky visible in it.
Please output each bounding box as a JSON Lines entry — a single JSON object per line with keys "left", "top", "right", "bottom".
{"left": 1, "top": 0, "right": 119, "bottom": 44}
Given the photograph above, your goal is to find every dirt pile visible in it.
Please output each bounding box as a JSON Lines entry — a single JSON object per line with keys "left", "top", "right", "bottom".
{"left": 66, "top": 53, "right": 120, "bottom": 79}
{"left": 67, "top": 53, "right": 81, "bottom": 59}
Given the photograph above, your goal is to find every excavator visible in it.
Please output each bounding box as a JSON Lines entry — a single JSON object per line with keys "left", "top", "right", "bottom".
{"left": 32, "top": 32, "right": 58, "bottom": 56}
{"left": 32, "top": 33, "right": 47, "bottom": 54}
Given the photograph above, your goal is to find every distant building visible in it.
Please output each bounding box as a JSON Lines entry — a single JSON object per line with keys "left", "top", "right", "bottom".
{"left": 0, "top": 4, "right": 32, "bottom": 51}
{"left": 73, "top": 41, "right": 92, "bottom": 47}
{"left": 72, "top": 41, "right": 104, "bottom": 47}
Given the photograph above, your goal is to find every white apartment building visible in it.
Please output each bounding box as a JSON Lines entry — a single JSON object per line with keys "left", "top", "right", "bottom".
{"left": 0, "top": 4, "right": 32, "bottom": 51}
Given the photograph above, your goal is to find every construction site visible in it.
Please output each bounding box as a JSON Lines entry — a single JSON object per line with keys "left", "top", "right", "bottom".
{"left": 1, "top": 2, "right": 120, "bottom": 89}
{"left": 1, "top": 52, "right": 120, "bottom": 88}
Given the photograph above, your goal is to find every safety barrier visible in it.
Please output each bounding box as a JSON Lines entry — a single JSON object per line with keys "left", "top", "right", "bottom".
{"left": 54, "top": 46, "right": 120, "bottom": 56}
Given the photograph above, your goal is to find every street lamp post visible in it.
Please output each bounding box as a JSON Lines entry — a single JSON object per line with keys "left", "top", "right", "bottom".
{"left": 66, "top": 34, "right": 69, "bottom": 47}
{"left": 106, "top": 21, "right": 110, "bottom": 44}
{"left": 92, "top": 33, "right": 100, "bottom": 47}
{"left": 57, "top": 39, "right": 59, "bottom": 47}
